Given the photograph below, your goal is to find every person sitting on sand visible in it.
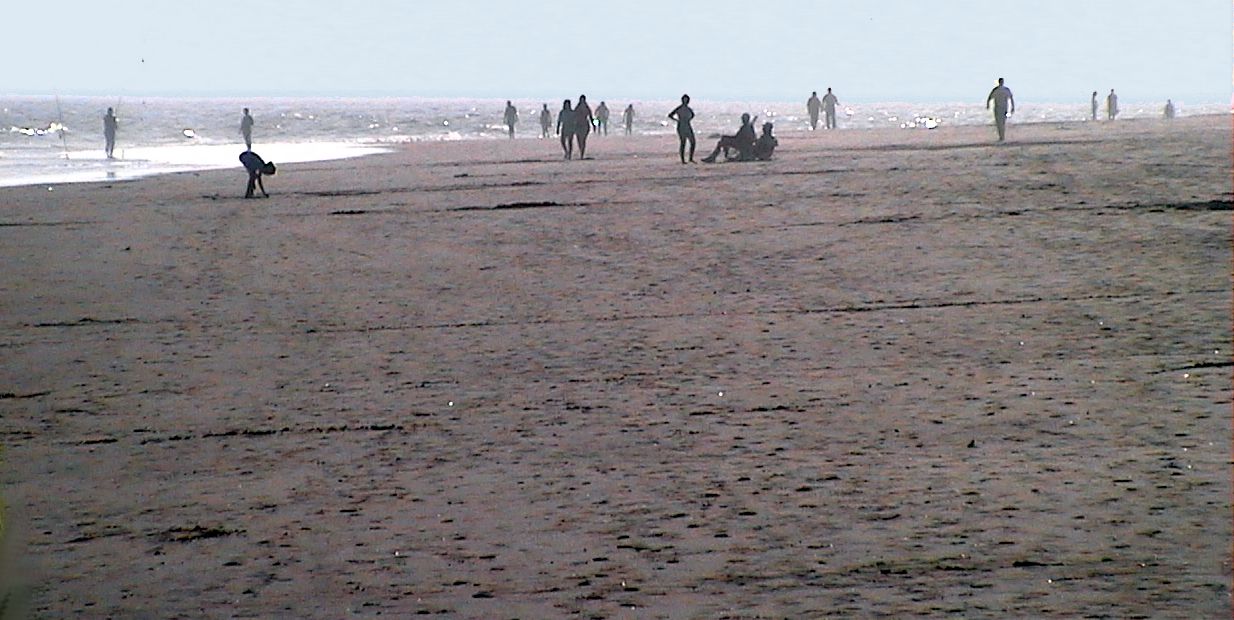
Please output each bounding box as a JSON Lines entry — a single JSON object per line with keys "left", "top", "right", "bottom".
{"left": 752, "top": 122, "right": 778, "bottom": 160}
{"left": 239, "top": 150, "right": 276, "bottom": 198}
{"left": 700, "top": 113, "right": 757, "bottom": 163}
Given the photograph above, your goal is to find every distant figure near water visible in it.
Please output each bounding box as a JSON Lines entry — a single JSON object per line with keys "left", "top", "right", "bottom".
{"left": 1164, "top": 99, "right": 1175, "bottom": 119}
{"left": 596, "top": 101, "right": 610, "bottom": 135}
{"left": 985, "top": 78, "right": 1015, "bottom": 142}
{"left": 807, "top": 91, "right": 822, "bottom": 130}
{"left": 701, "top": 112, "right": 756, "bottom": 163}
{"left": 103, "top": 107, "right": 118, "bottom": 159}
{"left": 1107, "top": 89, "right": 1119, "bottom": 120}
{"left": 822, "top": 88, "right": 840, "bottom": 129}
{"left": 239, "top": 151, "right": 276, "bottom": 198}
{"left": 556, "top": 99, "right": 575, "bottom": 159}
{"left": 1091, "top": 91, "right": 1098, "bottom": 121}
{"left": 667, "top": 94, "right": 696, "bottom": 164}
{"left": 623, "top": 104, "right": 635, "bottom": 135}
{"left": 539, "top": 104, "right": 552, "bottom": 138}
{"left": 504, "top": 101, "right": 518, "bottom": 138}
{"left": 240, "top": 108, "right": 254, "bottom": 150}
{"left": 574, "top": 95, "right": 595, "bottom": 158}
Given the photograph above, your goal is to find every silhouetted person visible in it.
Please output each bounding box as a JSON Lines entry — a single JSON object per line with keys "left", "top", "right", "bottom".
{"left": 556, "top": 99, "right": 575, "bottom": 160}
{"left": 239, "top": 150, "right": 276, "bottom": 198}
{"left": 596, "top": 101, "right": 610, "bottom": 135}
{"left": 1091, "top": 91, "right": 1098, "bottom": 121}
{"left": 504, "top": 101, "right": 518, "bottom": 138}
{"left": 539, "top": 104, "right": 552, "bottom": 138}
{"left": 667, "top": 94, "right": 695, "bottom": 163}
{"left": 240, "top": 108, "right": 254, "bottom": 150}
{"left": 985, "top": 78, "right": 1015, "bottom": 142}
{"left": 1107, "top": 89, "right": 1118, "bottom": 120}
{"left": 701, "top": 112, "right": 756, "bottom": 163}
{"left": 807, "top": 91, "right": 822, "bottom": 130}
{"left": 623, "top": 104, "right": 635, "bottom": 135}
{"left": 753, "top": 122, "right": 778, "bottom": 160}
{"left": 1164, "top": 99, "right": 1175, "bottom": 119}
{"left": 822, "top": 88, "right": 840, "bottom": 129}
{"left": 103, "top": 107, "right": 118, "bottom": 159}
{"left": 574, "top": 95, "right": 594, "bottom": 158}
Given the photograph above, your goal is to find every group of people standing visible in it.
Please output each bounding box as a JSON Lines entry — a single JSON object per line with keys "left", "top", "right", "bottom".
{"left": 99, "top": 107, "right": 257, "bottom": 158}
{"left": 806, "top": 88, "right": 841, "bottom": 130}
{"left": 504, "top": 98, "right": 636, "bottom": 159}
{"left": 1089, "top": 89, "right": 1175, "bottom": 121}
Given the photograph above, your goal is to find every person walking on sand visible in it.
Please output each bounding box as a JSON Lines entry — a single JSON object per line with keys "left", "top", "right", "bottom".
{"left": 807, "top": 91, "right": 822, "bottom": 131}
{"left": 596, "top": 101, "right": 610, "bottom": 135}
{"left": 1106, "top": 89, "right": 1118, "bottom": 120}
{"left": 574, "top": 95, "right": 594, "bottom": 158}
{"left": 985, "top": 78, "right": 1015, "bottom": 142}
{"left": 623, "top": 104, "right": 635, "bottom": 135}
{"left": 504, "top": 101, "right": 519, "bottom": 138}
{"left": 1164, "top": 99, "right": 1175, "bottom": 119}
{"left": 103, "top": 107, "right": 118, "bottom": 159}
{"left": 556, "top": 99, "right": 576, "bottom": 160}
{"left": 668, "top": 94, "right": 696, "bottom": 164}
{"left": 1091, "top": 91, "right": 1098, "bottom": 121}
{"left": 822, "top": 88, "right": 840, "bottom": 129}
{"left": 539, "top": 104, "right": 552, "bottom": 138}
{"left": 240, "top": 108, "right": 254, "bottom": 150}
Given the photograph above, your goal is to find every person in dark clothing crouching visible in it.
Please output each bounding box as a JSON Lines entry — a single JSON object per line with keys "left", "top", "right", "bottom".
{"left": 239, "top": 150, "right": 276, "bottom": 198}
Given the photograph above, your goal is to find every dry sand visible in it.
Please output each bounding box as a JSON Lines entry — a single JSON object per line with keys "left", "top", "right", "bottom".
{"left": 1, "top": 115, "right": 1231, "bottom": 618}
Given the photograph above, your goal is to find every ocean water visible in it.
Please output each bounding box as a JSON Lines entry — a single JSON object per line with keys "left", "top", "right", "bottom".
{"left": 1, "top": 95, "right": 1225, "bottom": 188}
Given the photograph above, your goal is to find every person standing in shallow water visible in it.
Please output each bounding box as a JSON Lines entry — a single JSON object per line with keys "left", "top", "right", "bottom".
{"left": 539, "top": 104, "right": 552, "bottom": 138}
{"left": 623, "top": 104, "right": 635, "bottom": 135}
{"left": 504, "top": 101, "right": 518, "bottom": 138}
{"left": 556, "top": 99, "right": 575, "bottom": 159}
{"left": 103, "top": 107, "right": 118, "bottom": 159}
{"left": 240, "top": 108, "right": 254, "bottom": 150}
{"left": 667, "top": 94, "right": 695, "bottom": 164}
{"left": 985, "top": 78, "right": 1015, "bottom": 142}
{"left": 574, "top": 95, "right": 594, "bottom": 158}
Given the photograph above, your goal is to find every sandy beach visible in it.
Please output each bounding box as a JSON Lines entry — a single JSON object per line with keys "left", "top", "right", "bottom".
{"left": 1, "top": 115, "right": 1230, "bottom": 618}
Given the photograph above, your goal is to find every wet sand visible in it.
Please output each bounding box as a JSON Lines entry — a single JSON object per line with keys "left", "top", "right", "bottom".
{"left": 2, "top": 115, "right": 1231, "bottom": 618}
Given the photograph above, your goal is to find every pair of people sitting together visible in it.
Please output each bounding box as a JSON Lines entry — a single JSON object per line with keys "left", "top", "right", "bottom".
{"left": 701, "top": 113, "right": 778, "bottom": 163}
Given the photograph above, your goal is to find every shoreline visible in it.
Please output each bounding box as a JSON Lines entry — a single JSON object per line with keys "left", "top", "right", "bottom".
{"left": 1, "top": 114, "right": 1230, "bottom": 617}
{"left": 1, "top": 111, "right": 1224, "bottom": 192}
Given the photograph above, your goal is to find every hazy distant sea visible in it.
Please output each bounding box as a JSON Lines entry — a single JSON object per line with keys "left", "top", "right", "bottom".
{"left": 1, "top": 96, "right": 1226, "bottom": 188}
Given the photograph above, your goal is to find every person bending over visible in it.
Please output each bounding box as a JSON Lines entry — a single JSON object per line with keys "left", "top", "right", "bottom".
{"left": 239, "top": 150, "right": 277, "bottom": 198}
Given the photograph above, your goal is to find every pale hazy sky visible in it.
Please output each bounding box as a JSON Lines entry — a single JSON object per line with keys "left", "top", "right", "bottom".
{"left": 5, "top": 0, "right": 1230, "bottom": 102}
